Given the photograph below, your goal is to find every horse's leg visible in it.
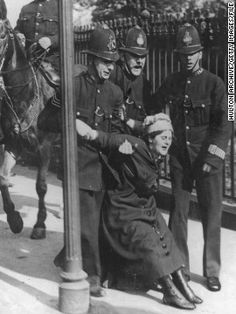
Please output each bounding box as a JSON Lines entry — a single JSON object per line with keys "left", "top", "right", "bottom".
{"left": 0, "top": 150, "right": 23, "bottom": 233}
{"left": 31, "top": 132, "right": 57, "bottom": 239}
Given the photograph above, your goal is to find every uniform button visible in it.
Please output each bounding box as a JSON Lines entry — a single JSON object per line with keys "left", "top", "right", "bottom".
{"left": 201, "top": 104, "right": 205, "bottom": 108}
{"left": 186, "top": 125, "right": 190, "bottom": 130}
{"left": 36, "top": 22, "right": 39, "bottom": 26}
{"left": 95, "top": 123, "right": 98, "bottom": 126}
{"left": 165, "top": 251, "right": 170, "bottom": 256}
{"left": 185, "top": 95, "right": 189, "bottom": 99}
{"left": 110, "top": 114, "right": 112, "bottom": 118}
{"left": 35, "top": 32, "right": 39, "bottom": 36}
{"left": 187, "top": 80, "right": 191, "bottom": 84}
{"left": 162, "top": 243, "right": 167, "bottom": 249}
{"left": 39, "top": 3, "right": 42, "bottom": 6}
{"left": 97, "top": 89, "right": 100, "bottom": 94}
{"left": 169, "top": 100, "right": 172, "bottom": 104}
{"left": 37, "top": 13, "right": 40, "bottom": 16}
{"left": 185, "top": 110, "right": 188, "bottom": 114}
{"left": 160, "top": 236, "right": 164, "bottom": 241}
{"left": 186, "top": 141, "right": 190, "bottom": 145}
{"left": 138, "top": 105, "right": 141, "bottom": 109}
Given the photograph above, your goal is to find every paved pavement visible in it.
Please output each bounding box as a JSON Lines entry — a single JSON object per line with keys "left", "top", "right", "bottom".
{"left": 0, "top": 164, "right": 236, "bottom": 314}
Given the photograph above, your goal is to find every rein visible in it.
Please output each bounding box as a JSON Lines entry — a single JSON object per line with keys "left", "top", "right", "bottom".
{"left": 2, "top": 63, "right": 40, "bottom": 134}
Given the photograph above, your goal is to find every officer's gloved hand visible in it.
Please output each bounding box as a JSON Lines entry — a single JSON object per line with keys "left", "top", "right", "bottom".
{"left": 76, "top": 119, "right": 97, "bottom": 140}
{"left": 119, "top": 139, "right": 134, "bottom": 155}
{"left": 16, "top": 32, "right": 26, "bottom": 47}
{"left": 38, "top": 37, "right": 52, "bottom": 50}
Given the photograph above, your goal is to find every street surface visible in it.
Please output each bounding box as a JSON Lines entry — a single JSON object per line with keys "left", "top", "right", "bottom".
{"left": 0, "top": 164, "right": 236, "bottom": 314}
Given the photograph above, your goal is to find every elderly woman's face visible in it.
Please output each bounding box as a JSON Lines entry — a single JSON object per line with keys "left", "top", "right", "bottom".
{"left": 152, "top": 130, "right": 172, "bottom": 156}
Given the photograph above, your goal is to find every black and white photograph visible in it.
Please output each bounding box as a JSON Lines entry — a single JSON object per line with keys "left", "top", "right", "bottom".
{"left": 0, "top": 0, "right": 235, "bottom": 313}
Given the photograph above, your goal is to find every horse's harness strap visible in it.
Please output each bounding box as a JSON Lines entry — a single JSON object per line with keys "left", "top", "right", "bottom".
{"left": 2, "top": 64, "right": 40, "bottom": 134}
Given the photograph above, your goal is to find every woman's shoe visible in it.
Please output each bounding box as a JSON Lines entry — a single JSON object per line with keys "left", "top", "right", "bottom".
{"left": 172, "top": 269, "right": 203, "bottom": 304}
{"left": 160, "top": 275, "right": 195, "bottom": 310}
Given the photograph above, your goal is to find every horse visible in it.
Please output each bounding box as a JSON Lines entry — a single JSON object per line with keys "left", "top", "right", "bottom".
{"left": 0, "top": 10, "right": 60, "bottom": 239}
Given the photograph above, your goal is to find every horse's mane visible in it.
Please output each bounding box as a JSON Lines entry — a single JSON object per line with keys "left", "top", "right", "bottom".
{"left": 0, "top": 0, "right": 7, "bottom": 19}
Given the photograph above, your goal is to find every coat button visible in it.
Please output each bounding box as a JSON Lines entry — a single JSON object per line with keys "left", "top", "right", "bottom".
{"left": 165, "top": 251, "right": 170, "bottom": 256}
{"left": 201, "top": 104, "right": 205, "bottom": 108}
{"left": 186, "top": 141, "right": 190, "bottom": 145}
{"left": 185, "top": 95, "right": 189, "bottom": 99}
{"left": 187, "top": 80, "right": 191, "bottom": 84}
{"left": 186, "top": 125, "right": 190, "bottom": 130}
{"left": 95, "top": 123, "right": 98, "bottom": 127}
{"left": 185, "top": 110, "right": 188, "bottom": 114}
{"left": 160, "top": 236, "right": 164, "bottom": 241}
{"left": 162, "top": 243, "right": 167, "bottom": 249}
{"left": 97, "top": 89, "right": 100, "bottom": 94}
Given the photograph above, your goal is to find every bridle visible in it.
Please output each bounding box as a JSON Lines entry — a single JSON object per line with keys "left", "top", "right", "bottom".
{"left": 0, "top": 22, "right": 42, "bottom": 135}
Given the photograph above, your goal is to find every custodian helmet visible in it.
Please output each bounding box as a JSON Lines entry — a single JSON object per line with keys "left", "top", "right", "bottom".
{"left": 83, "top": 25, "right": 119, "bottom": 62}
{"left": 175, "top": 23, "right": 203, "bottom": 55}
{"left": 119, "top": 25, "right": 148, "bottom": 56}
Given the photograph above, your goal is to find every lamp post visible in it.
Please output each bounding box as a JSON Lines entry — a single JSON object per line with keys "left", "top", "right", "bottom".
{"left": 58, "top": 1, "right": 89, "bottom": 313}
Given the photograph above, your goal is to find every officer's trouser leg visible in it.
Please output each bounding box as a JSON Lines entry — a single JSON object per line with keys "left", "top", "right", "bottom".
{"left": 196, "top": 170, "right": 222, "bottom": 277}
{"left": 169, "top": 167, "right": 191, "bottom": 276}
{"left": 80, "top": 189, "right": 105, "bottom": 277}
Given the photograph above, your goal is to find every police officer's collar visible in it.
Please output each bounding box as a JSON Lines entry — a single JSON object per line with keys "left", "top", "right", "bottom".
{"left": 181, "top": 67, "right": 204, "bottom": 78}
{"left": 121, "top": 61, "right": 141, "bottom": 81}
{"left": 86, "top": 64, "right": 106, "bottom": 85}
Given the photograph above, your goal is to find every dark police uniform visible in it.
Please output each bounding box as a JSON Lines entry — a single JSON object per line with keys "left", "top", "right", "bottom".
{"left": 75, "top": 65, "right": 123, "bottom": 278}
{"left": 15, "top": 0, "right": 59, "bottom": 70}
{"left": 110, "top": 26, "right": 152, "bottom": 136}
{"left": 92, "top": 131, "right": 183, "bottom": 284}
{"left": 110, "top": 61, "right": 152, "bottom": 135}
{"left": 153, "top": 67, "right": 232, "bottom": 278}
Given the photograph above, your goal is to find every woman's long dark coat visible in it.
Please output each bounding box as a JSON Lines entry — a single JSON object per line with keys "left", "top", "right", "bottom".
{"left": 94, "top": 132, "right": 184, "bottom": 283}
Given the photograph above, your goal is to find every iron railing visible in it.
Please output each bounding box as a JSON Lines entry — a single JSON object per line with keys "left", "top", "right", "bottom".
{"left": 73, "top": 8, "right": 235, "bottom": 203}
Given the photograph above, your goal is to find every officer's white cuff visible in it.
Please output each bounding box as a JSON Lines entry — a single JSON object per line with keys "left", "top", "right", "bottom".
{"left": 208, "top": 144, "right": 225, "bottom": 160}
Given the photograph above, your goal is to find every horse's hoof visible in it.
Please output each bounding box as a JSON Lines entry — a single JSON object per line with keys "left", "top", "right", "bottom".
{"left": 7, "top": 211, "right": 23, "bottom": 234}
{"left": 30, "top": 227, "right": 46, "bottom": 239}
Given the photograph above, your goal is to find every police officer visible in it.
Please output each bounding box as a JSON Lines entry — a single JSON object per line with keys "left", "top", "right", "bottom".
{"left": 15, "top": 0, "right": 59, "bottom": 84}
{"left": 152, "top": 23, "right": 232, "bottom": 291}
{"left": 54, "top": 25, "right": 123, "bottom": 297}
{"left": 110, "top": 25, "right": 152, "bottom": 135}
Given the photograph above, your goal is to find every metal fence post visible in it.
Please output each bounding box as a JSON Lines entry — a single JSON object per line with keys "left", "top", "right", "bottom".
{"left": 58, "top": 1, "right": 89, "bottom": 313}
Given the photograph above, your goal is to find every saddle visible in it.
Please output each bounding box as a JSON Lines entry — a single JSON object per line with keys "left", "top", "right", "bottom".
{"left": 38, "top": 61, "right": 60, "bottom": 89}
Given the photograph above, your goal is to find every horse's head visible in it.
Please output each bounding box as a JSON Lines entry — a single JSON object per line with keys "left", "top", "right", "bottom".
{"left": 0, "top": 22, "right": 28, "bottom": 73}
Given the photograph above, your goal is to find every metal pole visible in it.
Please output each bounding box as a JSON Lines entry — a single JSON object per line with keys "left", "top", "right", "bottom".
{"left": 58, "top": 1, "right": 89, "bottom": 313}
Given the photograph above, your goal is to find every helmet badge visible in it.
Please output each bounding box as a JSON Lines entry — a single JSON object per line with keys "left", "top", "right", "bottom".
{"left": 137, "top": 34, "right": 144, "bottom": 47}
{"left": 182, "top": 31, "right": 193, "bottom": 46}
{"left": 107, "top": 34, "right": 116, "bottom": 52}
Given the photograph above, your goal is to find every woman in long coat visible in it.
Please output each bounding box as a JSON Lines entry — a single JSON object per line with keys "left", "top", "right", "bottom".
{"left": 76, "top": 114, "right": 202, "bottom": 310}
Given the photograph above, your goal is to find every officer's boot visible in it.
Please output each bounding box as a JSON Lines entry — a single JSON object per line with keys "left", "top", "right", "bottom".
{"left": 159, "top": 275, "right": 195, "bottom": 310}
{"left": 172, "top": 268, "right": 203, "bottom": 304}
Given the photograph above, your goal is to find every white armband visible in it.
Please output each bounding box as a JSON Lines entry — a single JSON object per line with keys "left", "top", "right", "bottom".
{"left": 208, "top": 144, "right": 225, "bottom": 160}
